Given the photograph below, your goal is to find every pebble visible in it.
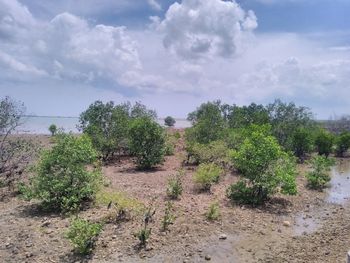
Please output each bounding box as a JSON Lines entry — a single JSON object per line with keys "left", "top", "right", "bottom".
{"left": 219, "top": 234, "right": 227, "bottom": 240}
{"left": 205, "top": 255, "right": 211, "bottom": 261}
{"left": 283, "top": 221, "right": 291, "bottom": 227}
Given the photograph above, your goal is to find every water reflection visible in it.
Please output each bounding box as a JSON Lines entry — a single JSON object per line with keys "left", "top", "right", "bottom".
{"left": 327, "top": 159, "right": 350, "bottom": 204}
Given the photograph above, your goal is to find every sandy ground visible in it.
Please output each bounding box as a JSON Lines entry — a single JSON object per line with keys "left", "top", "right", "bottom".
{"left": 1, "top": 133, "right": 350, "bottom": 263}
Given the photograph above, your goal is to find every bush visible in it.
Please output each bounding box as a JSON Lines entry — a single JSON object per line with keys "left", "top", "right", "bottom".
{"left": 205, "top": 202, "right": 220, "bottom": 221}
{"left": 335, "top": 131, "right": 350, "bottom": 157}
{"left": 166, "top": 171, "right": 183, "bottom": 200}
{"left": 229, "top": 130, "right": 297, "bottom": 204}
{"left": 129, "top": 117, "right": 165, "bottom": 169}
{"left": 164, "top": 133, "right": 177, "bottom": 156}
{"left": 65, "top": 217, "right": 102, "bottom": 255}
{"left": 193, "top": 163, "right": 223, "bottom": 191}
{"left": 0, "top": 97, "right": 38, "bottom": 187}
{"left": 79, "top": 101, "right": 130, "bottom": 161}
{"left": 314, "top": 129, "right": 334, "bottom": 157}
{"left": 186, "top": 140, "right": 230, "bottom": 166}
{"left": 161, "top": 201, "right": 175, "bottom": 232}
{"left": 28, "top": 133, "right": 101, "bottom": 212}
{"left": 48, "top": 124, "right": 57, "bottom": 136}
{"left": 187, "top": 101, "right": 226, "bottom": 144}
{"left": 164, "top": 116, "right": 176, "bottom": 127}
{"left": 291, "top": 127, "right": 313, "bottom": 161}
{"left": 306, "top": 156, "right": 335, "bottom": 190}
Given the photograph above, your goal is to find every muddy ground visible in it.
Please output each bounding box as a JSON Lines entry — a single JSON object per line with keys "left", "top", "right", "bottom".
{"left": 1, "top": 134, "right": 350, "bottom": 263}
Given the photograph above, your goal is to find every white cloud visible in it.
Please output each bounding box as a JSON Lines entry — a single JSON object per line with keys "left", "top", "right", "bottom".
{"left": 147, "top": 0, "right": 162, "bottom": 11}
{"left": 154, "top": 0, "right": 257, "bottom": 60}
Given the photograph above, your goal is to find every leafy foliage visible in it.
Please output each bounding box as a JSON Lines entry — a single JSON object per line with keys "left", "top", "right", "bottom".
{"left": 306, "top": 156, "right": 335, "bottom": 190}
{"left": 65, "top": 217, "right": 102, "bottom": 255}
{"left": 291, "top": 127, "right": 313, "bottom": 161}
{"left": 193, "top": 163, "right": 223, "bottom": 191}
{"left": 28, "top": 133, "right": 101, "bottom": 212}
{"left": 228, "top": 129, "right": 297, "bottom": 204}
{"left": 164, "top": 116, "right": 176, "bottom": 127}
{"left": 267, "top": 99, "right": 314, "bottom": 150}
{"left": 166, "top": 170, "right": 183, "bottom": 200}
{"left": 187, "top": 101, "right": 226, "bottom": 144}
{"left": 227, "top": 103, "right": 269, "bottom": 129}
{"left": 128, "top": 117, "right": 165, "bottom": 169}
{"left": 314, "top": 129, "right": 334, "bottom": 157}
{"left": 335, "top": 131, "right": 350, "bottom": 157}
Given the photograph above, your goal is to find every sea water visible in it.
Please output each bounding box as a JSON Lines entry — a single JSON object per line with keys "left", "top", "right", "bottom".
{"left": 16, "top": 116, "right": 191, "bottom": 134}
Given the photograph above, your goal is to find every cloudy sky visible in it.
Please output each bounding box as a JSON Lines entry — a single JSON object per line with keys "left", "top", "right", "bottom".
{"left": 0, "top": 0, "right": 349, "bottom": 118}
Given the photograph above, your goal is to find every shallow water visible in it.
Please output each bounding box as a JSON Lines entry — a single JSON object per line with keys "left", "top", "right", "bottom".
{"left": 16, "top": 116, "right": 191, "bottom": 134}
{"left": 327, "top": 160, "right": 350, "bottom": 204}
{"left": 294, "top": 159, "right": 350, "bottom": 236}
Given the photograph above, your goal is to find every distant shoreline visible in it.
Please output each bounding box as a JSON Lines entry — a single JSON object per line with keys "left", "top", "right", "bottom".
{"left": 22, "top": 115, "right": 189, "bottom": 121}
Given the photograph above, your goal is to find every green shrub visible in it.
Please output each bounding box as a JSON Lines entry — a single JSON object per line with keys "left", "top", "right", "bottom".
{"left": 186, "top": 140, "right": 230, "bottom": 166}
{"left": 228, "top": 130, "right": 297, "bottom": 204}
{"left": 193, "top": 163, "right": 223, "bottom": 191}
{"left": 164, "top": 133, "right": 177, "bottom": 156}
{"left": 79, "top": 101, "right": 130, "bottom": 161}
{"left": 129, "top": 117, "right": 165, "bottom": 169}
{"left": 48, "top": 124, "right": 57, "bottom": 136}
{"left": 65, "top": 217, "right": 102, "bottom": 255}
{"left": 161, "top": 201, "right": 175, "bottom": 232}
{"left": 28, "top": 133, "right": 101, "bottom": 212}
{"left": 135, "top": 227, "right": 151, "bottom": 248}
{"left": 291, "top": 127, "right": 313, "bottom": 160}
{"left": 306, "top": 156, "right": 335, "bottom": 190}
{"left": 335, "top": 131, "right": 350, "bottom": 157}
{"left": 314, "top": 129, "right": 334, "bottom": 157}
{"left": 166, "top": 171, "right": 183, "bottom": 200}
{"left": 164, "top": 116, "right": 176, "bottom": 127}
{"left": 186, "top": 101, "right": 226, "bottom": 144}
{"left": 205, "top": 202, "right": 220, "bottom": 221}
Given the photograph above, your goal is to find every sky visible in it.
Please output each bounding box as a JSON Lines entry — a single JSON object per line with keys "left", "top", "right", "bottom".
{"left": 0, "top": 0, "right": 349, "bottom": 119}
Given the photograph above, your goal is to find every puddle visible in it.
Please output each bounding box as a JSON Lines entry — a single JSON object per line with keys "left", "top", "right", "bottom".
{"left": 294, "top": 159, "right": 350, "bottom": 236}
{"left": 327, "top": 160, "right": 350, "bottom": 204}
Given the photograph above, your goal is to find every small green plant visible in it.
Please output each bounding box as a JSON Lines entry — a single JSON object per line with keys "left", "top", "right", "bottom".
{"left": 166, "top": 171, "right": 183, "bottom": 200}
{"left": 193, "top": 163, "right": 223, "bottom": 191}
{"left": 65, "top": 217, "right": 103, "bottom": 255}
{"left": 205, "top": 202, "right": 220, "bottom": 221}
{"left": 134, "top": 204, "right": 155, "bottom": 248}
{"left": 173, "top": 131, "right": 181, "bottom": 139}
{"left": 48, "top": 124, "right": 57, "bottom": 136}
{"left": 306, "top": 156, "right": 335, "bottom": 190}
{"left": 164, "top": 116, "right": 176, "bottom": 127}
{"left": 161, "top": 201, "right": 175, "bottom": 231}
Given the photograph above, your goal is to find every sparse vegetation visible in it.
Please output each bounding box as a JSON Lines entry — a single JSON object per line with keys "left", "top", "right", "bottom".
{"left": 193, "top": 163, "right": 223, "bottom": 191}
{"left": 166, "top": 170, "right": 183, "bottom": 200}
{"left": 205, "top": 202, "right": 220, "bottom": 221}
{"left": 0, "top": 97, "right": 38, "bottom": 187}
{"left": 306, "top": 156, "right": 335, "bottom": 190}
{"left": 65, "top": 217, "right": 103, "bottom": 255}
{"left": 161, "top": 201, "right": 175, "bottom": 232}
